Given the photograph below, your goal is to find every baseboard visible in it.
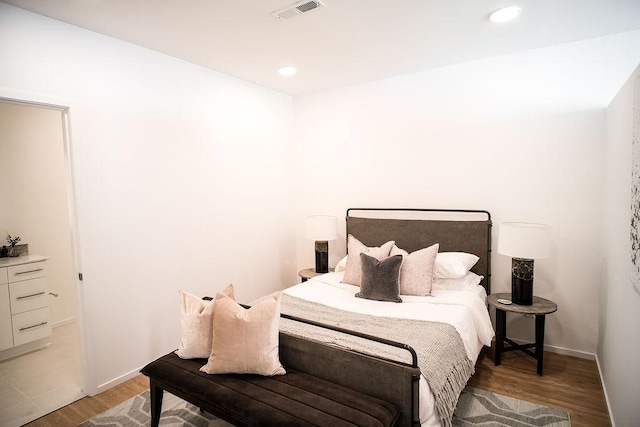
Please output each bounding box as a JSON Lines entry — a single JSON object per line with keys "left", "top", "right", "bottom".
{"left": 594, "top": 354, "right": 616, "bottom": 427}
{"left": 542, "top": 343, "right": 595, "bottom": 360}
{"left": 51, "top": 316, "right": 77, "bottom": 328}
{"left": 0, "top": 337, "right": 51, "bottom": 362}
{"left": 503, "top": 337, "right": 596, "bottom": 360}
{"left": 94, "top": 365, "right": 146, "bottom": 395}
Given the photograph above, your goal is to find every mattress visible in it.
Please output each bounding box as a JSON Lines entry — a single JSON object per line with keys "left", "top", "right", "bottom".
{"left": 282, "top": 271, "right": 494, "bottom": 427}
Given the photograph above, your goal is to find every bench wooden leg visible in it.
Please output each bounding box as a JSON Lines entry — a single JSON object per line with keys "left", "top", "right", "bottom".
{"left": 149, "top": 379, "right": 164, "bottom": 427}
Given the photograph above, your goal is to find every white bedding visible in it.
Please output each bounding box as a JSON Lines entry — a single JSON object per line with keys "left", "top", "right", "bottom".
{"left": 282, "top": 271, "right": 494, "bottom": 427}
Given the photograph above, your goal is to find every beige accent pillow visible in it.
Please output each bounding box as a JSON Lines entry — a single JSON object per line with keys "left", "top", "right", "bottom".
{"left": 176, "top": 284, "right": 235, "bottom": 359}
{"left": 342, "top": 235, "right": 395, "bottom": 286}
{"left": 390, "top": 244, "right": 439, "bottom": 296}
{"left": 200, "top": 292, "right": 286, "bottom": 376}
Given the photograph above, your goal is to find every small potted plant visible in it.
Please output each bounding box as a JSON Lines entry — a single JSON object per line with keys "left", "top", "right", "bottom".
{"left": 6, "top": 233, "right": 21, "bottom": 257}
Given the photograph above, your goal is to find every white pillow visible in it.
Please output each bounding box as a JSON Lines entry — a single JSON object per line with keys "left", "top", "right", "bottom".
{"left": 200, "top": 291, "right": 286, "bottom": 376}
{"left": 342, "top": 235, "right": 395, "bottom": 286}
{"left": 175, "top": 284, "right": 234, "bottom": 359}
{"left": 432, "top": 271, "right": 484, "bottom": 291}
{"left": 434, "top": 252, "right": 479, "bottom": 279}
{"left": 390, "top": 243, "right": 439, "bottom": 296}
{"left": 335, "top": 255, "right": 348, "bottom": 272}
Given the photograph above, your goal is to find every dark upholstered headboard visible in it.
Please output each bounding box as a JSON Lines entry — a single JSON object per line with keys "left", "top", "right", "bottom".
{"left": 346, "top": 208, "right": 492, "bottom": 294}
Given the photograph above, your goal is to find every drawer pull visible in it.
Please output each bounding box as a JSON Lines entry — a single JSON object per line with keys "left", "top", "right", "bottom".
{"left": 19, "top": 321, "right": 48, "bottom": 332}
{"left": 15, "top": 268, "right": 44, "bottom": 275}
{"left": 17, "top": 292, "right": 46, "bottom": 300}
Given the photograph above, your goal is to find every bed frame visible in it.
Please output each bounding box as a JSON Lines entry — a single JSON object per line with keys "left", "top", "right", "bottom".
{"left": 282, "top": 208, "right": 492, "bottom": 426}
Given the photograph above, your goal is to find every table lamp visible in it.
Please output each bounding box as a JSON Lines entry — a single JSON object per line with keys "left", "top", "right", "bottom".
{"left": 497, "top": 222, "right": 551, "bottom": 305}
{"left": 305, "top": 215, "right": 337, "bottom": 273}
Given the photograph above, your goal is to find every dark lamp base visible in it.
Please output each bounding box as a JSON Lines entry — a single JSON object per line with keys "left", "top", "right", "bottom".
{"left": 512, "top": 276, "right": 533, "bottom": 305}
{"left": 511, "top": 257, "right": 534, "bottom": 305}
{"left": 314, "top": 240, "right": 329, "bottom": 274}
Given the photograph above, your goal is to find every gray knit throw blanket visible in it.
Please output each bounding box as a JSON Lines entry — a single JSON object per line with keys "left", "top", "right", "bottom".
{"left": 279, "top": 293, "right": 474, "bottom": 427}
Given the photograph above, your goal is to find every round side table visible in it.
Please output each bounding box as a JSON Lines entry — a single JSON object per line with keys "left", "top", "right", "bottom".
{"left": 487, "top": 293, "right": 557, "bottom": 376}
{"left": 298, "top": 268, "right": 334, "bottom": 282}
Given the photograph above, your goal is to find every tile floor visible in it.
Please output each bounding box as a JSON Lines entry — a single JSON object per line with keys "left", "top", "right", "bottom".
{"left": 0, "top": 322, "right": 84, "bottom": 427}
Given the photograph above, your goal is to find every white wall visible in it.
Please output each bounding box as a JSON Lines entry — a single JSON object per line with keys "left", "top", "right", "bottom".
{"left": 0, "top": 102, "right": 77, "bottom": 325}
{"left": 3, "top": 0, "right": 640, "bottom": 401}
{"left": 600, "top": 64, "right": 640, "bottom": 426}
{"left": 293, "top": 32, "right": 640, "bottom": 356}
{"left": 0, "top": 4, "right": 295, "bottom": 393}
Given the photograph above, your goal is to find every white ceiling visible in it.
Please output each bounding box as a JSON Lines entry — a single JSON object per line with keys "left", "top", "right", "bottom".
{"left": 3, "top": 0, "right": 640, "bottom": 95}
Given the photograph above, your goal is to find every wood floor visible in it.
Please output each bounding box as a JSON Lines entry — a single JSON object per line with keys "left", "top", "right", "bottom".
{"left": 24, "top": 375, "right": 148, "bottom": 427}
{"left": 468, "top": 349, "right": 610, "bottom": 427}
{"left": 26, "top": 349, "right": 610, "bottom": 426}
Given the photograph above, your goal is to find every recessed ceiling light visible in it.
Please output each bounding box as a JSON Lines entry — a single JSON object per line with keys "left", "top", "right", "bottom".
{"left": 278, "top": 66, "right": 297, "bottom": 76}
{"left": 489, "top": 6, "right": 521, "bottom": 23}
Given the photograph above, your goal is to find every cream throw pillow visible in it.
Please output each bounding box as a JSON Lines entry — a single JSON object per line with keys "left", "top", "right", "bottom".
{"left": 176, "top": 284, "right": 235, "bottom": 359}
{"left": 342, "top": 235, "right": 395, "bottom": 286}
{"left": 390, "top": 243, "right": 439, "bottom": 296}
{"left": 200, "top": 292, "right": 286, "bottom": 376}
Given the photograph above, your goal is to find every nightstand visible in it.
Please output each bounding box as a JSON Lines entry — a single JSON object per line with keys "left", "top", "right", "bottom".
{"left": 487, "top": 293, "right": 558, "bottom": 376}
{"left": 298, "top": 268, "right": 334, "bottom": 282}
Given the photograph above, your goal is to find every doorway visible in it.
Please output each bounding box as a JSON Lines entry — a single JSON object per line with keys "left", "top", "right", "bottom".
{"left": 0, "top": 98, "right": 85, "bottom": 426}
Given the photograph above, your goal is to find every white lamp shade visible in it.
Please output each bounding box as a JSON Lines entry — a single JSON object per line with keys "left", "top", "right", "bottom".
{"left": 305, "top": 215, "right": 337, "bottom": 241}
{"left": 497, "top": 222, "right": 551, "bottom": 259}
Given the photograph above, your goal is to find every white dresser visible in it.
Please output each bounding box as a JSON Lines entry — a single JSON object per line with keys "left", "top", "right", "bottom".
{"left": 0, "top": 255, "right": 51, "bottom": 355}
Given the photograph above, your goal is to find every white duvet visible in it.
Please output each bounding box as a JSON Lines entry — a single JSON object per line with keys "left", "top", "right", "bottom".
{"left": 282, "top": 271, "right": 494, "bottom": 427}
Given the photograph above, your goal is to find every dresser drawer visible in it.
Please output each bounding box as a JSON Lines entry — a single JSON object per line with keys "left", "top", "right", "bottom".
{"left": 0, "top": 268, "right": 7, "bottom": 285}
{"left": 7, "top": 262, "right": 47, "bottom": 283}
{"left": 12, "top": 306, "right": 51, "bottom": 346}
{"left": 9, "top": 277, "right": 49, "bottom": 314}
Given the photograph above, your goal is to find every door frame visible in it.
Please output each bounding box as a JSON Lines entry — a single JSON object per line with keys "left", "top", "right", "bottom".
{"left": 0, "top": 89, "right": 90, "bottom": 394}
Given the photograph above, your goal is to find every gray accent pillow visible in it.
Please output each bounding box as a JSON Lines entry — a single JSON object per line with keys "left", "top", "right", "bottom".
{"left": 355, "top": 253, "right": 403, "bottom": 303}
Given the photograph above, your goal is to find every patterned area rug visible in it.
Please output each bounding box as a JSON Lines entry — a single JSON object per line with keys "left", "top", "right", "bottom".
{"left": 453, "top": 387, "right": 570, "bottom": 426}
{"left": 79, "top": 390, "right": 233, "bottom": 427}
{"left": 80, "top": 386, "right": 570, "bottom": 426}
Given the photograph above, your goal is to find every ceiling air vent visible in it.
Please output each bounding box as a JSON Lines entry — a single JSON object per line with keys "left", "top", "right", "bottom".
{"left": 271, "top": 0, "right": 326, "bottom": 20}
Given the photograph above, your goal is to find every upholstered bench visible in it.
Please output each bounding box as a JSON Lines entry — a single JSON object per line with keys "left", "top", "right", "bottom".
{"left": 141, "top": 351, "right": 400, "bottom": 427}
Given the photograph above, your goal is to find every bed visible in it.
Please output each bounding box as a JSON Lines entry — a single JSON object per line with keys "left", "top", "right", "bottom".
{"left": 277, "top": 208, "right": 495, "bottom": 427}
